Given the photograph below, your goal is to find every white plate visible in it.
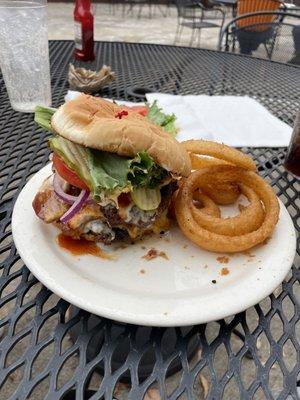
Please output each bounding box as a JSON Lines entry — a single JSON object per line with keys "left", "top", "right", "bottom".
{"left": 12, "top": 164, "right": 296, "bottom": 327}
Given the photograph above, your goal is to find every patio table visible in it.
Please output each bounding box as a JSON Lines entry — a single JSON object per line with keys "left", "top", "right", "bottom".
{"left": 0, "top": 41, "right": 299, "bottom": 400}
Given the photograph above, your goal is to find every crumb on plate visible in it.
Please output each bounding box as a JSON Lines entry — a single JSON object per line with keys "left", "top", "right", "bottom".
{"left": 217, "top": 256, "right": 230, "bottom": 264}
{"left": 243, "top": 250, "right": 255, "bottom": 258}
{"left": 142, "top": 248, "right": 169, "bottom": 261}
{"left": 159, "top": 251, "right": 169, "bottom": 260}
{"left": 220, "top": 267, "right": 230, "bottom": 276}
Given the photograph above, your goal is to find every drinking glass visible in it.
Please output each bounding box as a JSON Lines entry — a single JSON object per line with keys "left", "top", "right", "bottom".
{"left": 0, "top": 0, "right": 51, "bottom": 112}
{"left": 284, "top": 111, "right": 300, "bottom": 178}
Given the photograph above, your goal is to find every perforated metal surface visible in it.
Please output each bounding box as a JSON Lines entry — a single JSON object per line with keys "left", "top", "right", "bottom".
{"left": 0, "top": 41, "right": 299, "bottom": 400}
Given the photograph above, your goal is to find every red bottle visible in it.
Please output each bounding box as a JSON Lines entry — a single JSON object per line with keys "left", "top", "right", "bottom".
{"left": 74, "top": 0, "right": 95, "bottom": 61}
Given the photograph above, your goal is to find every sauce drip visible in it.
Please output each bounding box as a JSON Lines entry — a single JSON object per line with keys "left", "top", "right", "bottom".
{"left": 57, "top": 234, "right": 113, "bottom": 260}
{"left": 118, "top": 192, "right": 131, "bottom": 207}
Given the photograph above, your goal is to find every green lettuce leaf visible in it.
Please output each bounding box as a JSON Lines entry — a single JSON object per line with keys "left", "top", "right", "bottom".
{"left": 34, "top": 106, "right": 57, "bottom": 133}
{"left": 49, "top": 135, "right": 169, "bottom": 198}
{"left": 147, "top": 100, "right": 178, "bottom": 137}
{"left": 88, "top": 149, "right": 169, "bottom": 196}
{"left": 128, "top": 151, "right": 168, "bottom": 189}
{"left": 87, "top": 150, "right": 132, "bottom": 197}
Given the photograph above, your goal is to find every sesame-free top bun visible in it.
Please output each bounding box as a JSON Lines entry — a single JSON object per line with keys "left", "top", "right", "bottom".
{"left": 51, "top": 94, "right": 191, "bottom": 177}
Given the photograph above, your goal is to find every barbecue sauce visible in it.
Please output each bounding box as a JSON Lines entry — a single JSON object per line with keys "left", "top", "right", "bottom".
{"left": 57, "top": 234, "right": 113, "bottom": 259}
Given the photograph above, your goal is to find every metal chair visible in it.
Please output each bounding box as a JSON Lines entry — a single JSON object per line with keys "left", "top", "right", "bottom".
{"left": 122, "top": 0, "right": 152, "bottom": 19}
{"left": 108, "top": 0, "right": 120, "bottom": 15}
{"left": 175, "top": 0, "right": 225, "bottom": 46}
{"left": 219, "top": 11, "right": 300, "bottom": 64}
{"left": 213, "top": 0, "right": 238, "bottom": 18}
{"left": 149, "top": 0, "right": 169, "bottom": 17}
{"left": 237, "top": 0, "right": 283, "bottom": 16}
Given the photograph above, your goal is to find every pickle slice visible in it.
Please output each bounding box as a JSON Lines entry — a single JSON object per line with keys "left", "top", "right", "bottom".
{"left": 131, "top": 187, "right": 161, "bottom": 211}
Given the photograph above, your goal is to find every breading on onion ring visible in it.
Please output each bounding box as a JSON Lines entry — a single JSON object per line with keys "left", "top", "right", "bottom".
{"left": 169, "top": 185, "right": 222, "bottom": 220}
{"left": 199, "top": 182, "right": 240, "bottom": 205}
{"left": 190, "top": 154, "right": 231, "bottom": 170}
{"left": 182, "top": 139, "right": 256, "bottom": 171}
{"left": 192, "top": 184, "right": 265, "bottom": 236}
{"left": 193, "top": 192, "right": 220, "bottom": 217}
{"left": 175, "top": 165, "right": 279, "bottom": 253}
{"left": 185, "top": 140, "right": 255, "bottom": 205}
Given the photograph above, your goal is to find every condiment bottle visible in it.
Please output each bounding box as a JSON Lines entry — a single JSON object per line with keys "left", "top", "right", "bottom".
{"left": 74, "top": 0, "right": 95, "bottom": 62}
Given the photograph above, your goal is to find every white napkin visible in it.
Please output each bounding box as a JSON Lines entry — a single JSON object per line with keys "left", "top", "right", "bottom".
{"left": 146, "top": 93, "right": 292, "bottom": 147}
{"left": 65, "top": 91, "right": 292, "bottom": 147}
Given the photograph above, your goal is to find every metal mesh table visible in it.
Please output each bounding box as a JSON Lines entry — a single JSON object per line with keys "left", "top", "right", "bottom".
{"left": 0, "top": 41, "right": 299, "bottom": 400}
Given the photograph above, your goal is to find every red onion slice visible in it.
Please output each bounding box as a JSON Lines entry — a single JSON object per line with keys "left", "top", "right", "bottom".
{"left": 53, "top": 173, "right": 79, "bottom": 205}
{"left": 60, "top": 189, "right": 90, "bottom": 224}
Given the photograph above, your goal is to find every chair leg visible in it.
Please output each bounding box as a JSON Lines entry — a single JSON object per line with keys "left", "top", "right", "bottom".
{"left": 232, "top": 32, "right": 236, "bottom": 52}
{"left": 127, "top": 4, "right": 135, "bottom": 16}
{"left": 197, "top": 28, "right": 202, "bottom": 48}
{"left": 149, "top": 2, "right": 152, "bottom": 19}
{"left": 268, "top": 27, "right": 280, "bottom": 60}
{"left": 166, "top": 1, "right": 172, "bottom": 17}
{"left": 175, "top": 18, "right": 184, "bottom": 44}
{"left": 157, "top": 4, "right": 167, "bottom": 17}
{"left": 218, "top": 9, "right": 225, "bottom": 39}
{"left": 179, "top": 24, "right": 185, "bottom": 44}
{"left": 264, "top": 43, "right": 272, "bottom": 60}
{"left": 174, "top": 23, "right": 180, "bottom": 44}
{"left": 224, "top": 31, "right": 230, "bottom": 52}
{"left": 189, "top": 28, "right": 196, "bottom": 47}
{"left": 138, "top": 4, "right": 143, "bottom": 19}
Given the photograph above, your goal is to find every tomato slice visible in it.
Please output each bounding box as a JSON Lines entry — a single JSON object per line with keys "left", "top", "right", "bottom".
{"left": 129, "top": 105, "right": 148, "bottom": 117}
{"left": 52, "top": 153, "right": 89, "bottom": 190}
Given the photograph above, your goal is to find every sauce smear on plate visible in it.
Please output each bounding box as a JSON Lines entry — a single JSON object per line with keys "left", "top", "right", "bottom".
{"left": 57, "top": 234, "right": 113, "bottom": 259}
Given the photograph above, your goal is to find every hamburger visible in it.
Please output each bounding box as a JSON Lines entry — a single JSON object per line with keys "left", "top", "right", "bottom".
{"left": 32, "top": 95, "right": 191, "bottom": 244}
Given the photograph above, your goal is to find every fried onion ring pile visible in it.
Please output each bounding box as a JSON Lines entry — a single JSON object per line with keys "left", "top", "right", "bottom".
{"left": 175, "top": 140, "right": 279, "bottom": 253}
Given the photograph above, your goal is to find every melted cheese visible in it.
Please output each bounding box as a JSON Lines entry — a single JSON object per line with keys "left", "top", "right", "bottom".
{"left": 151, "top": 210, "right": 170, "bottom": 234}
{"left": 126, "top": 210, "right": 170, "bottom": 240}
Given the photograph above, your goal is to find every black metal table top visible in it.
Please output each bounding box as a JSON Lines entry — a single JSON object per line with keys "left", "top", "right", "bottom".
{"left": 0, "top": 41, "right": 299, "bottom": 400}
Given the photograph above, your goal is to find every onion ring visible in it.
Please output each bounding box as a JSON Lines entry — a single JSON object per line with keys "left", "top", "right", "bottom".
{"left": 175, "top": 165, "right": 279, "bottom": 253}
{"left": 199, "top": 182, "right": 240, "bottom": 205}
{"left": 182, "top": 139, "right": 256, "bottom": 171}
{"left": 190, "top": 154, "right": 231, "bottom": 170}
{"left": 187, "top": 142, "right": 254, "bottom": 204}
{"left": 192, "top": 184, "right": 265, "bottom": 236}
{"left": 193, "top": 192, "right": 220, "bottom": 217}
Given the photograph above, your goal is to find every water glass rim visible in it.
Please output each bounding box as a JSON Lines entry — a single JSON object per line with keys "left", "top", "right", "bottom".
{"left": 0, "top": 0, "right": 46, "bottom": 8}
